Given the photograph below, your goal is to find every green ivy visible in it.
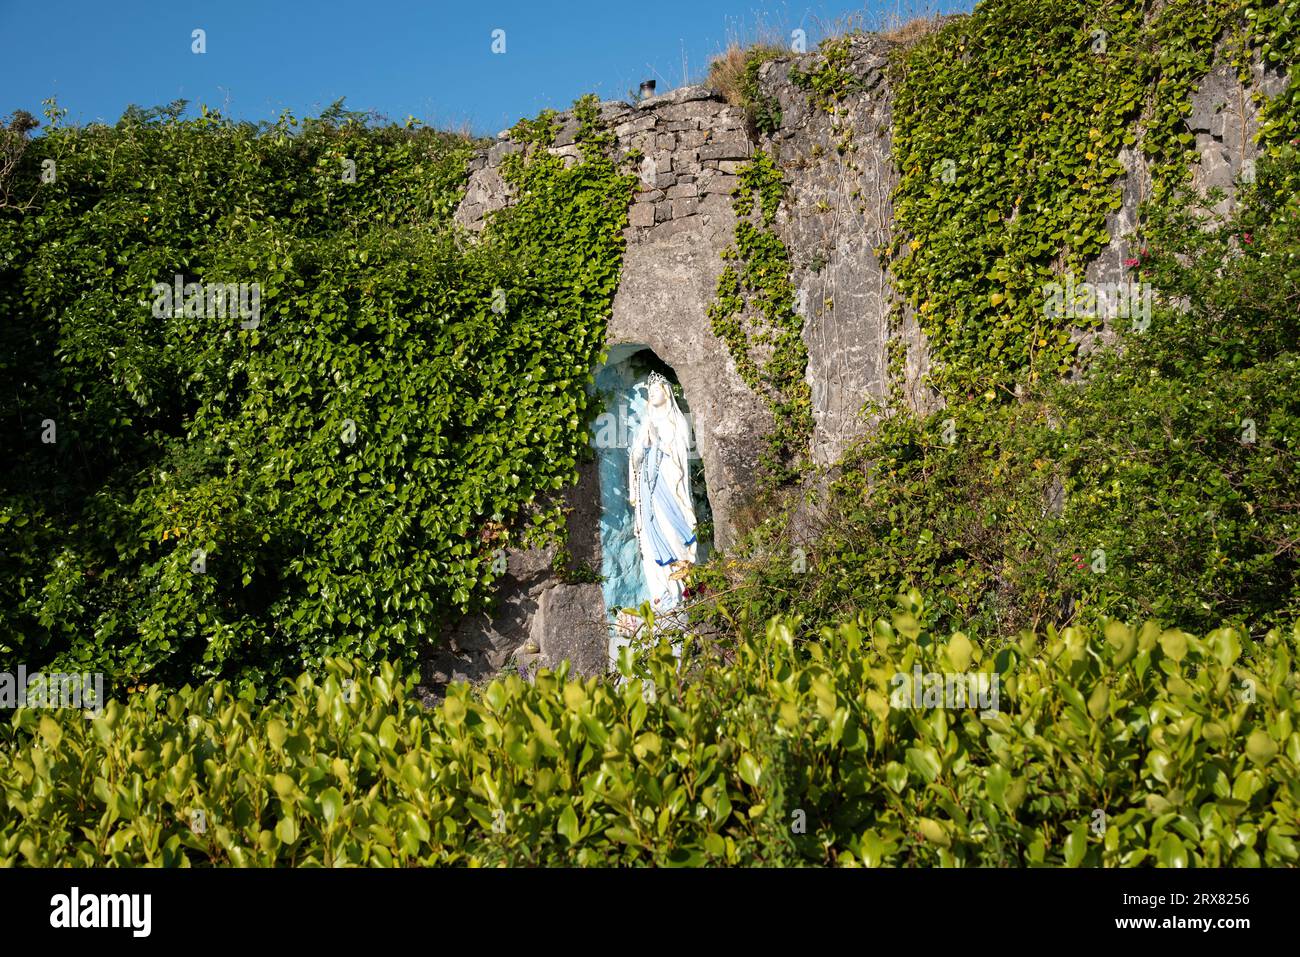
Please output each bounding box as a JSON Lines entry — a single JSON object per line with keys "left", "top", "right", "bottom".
{"left": 1244, "top": 0, "right": 1300, "bottom": 205}
{"left": 697, "top": 144, "right": 1300, "bottom": 655}
{"left": 0, "top": 96, "right": 635, "bottom": 695}
{"left": 708, "top": 150, "right": 812, "bottom": 483}
{"left": 790, "top": 37, "right": 862, "bottom": 115}
{"left": 887, "top": 0, "right": 1249, "bottom": 401}
{"left": 744, "top": 50, "right": 785, "bottom": 136}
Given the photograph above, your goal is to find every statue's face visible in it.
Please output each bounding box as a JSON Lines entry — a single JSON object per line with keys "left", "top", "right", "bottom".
{"left": 649, "top": 383, "right": 669, "bottom": 408}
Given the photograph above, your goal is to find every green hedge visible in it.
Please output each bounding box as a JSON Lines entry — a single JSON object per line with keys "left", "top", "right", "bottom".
{"left": 0, "top": 96, "right": 634, "bottom": 695}
{"left": 3, "top": 594, "right": 1296, "bottom": 866}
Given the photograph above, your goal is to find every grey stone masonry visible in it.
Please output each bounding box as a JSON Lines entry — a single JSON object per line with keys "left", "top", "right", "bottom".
{"left": 434, "top": 31, "right": 1289, "bottom": 699}
{"left": 455, "top": 84, "right": 754, "bottom": 246}
{"left": 439, "top": 85, "right": 774, "bottom": 696}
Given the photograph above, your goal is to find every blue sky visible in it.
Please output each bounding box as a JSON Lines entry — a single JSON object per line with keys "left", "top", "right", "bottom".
{"left": 1, "top": 0, "right": 973, "bottom": 136}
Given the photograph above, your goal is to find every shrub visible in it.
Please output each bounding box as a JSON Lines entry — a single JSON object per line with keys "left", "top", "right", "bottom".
{"left": 0, "top": 97, "right": 635, "bottom": 696}
{"left": 1, "top": 594, "right": 1295, "bottom": 866}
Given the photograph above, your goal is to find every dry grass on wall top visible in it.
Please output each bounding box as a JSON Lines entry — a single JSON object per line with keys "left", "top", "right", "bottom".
{"left": 708, "top": 43, "right": 788, "bottom": 109}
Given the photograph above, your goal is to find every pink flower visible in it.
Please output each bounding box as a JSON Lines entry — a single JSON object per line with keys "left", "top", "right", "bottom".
{"left": 1124, "top": 257, "right": 1139, "bottom": 268}
{"left": 1243, "top": 232, "right": 1254, "bottom": 244}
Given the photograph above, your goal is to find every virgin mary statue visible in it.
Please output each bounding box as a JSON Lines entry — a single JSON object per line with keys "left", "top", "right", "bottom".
{"left": 629, "top": 373, "right": 698, "bottom": 612}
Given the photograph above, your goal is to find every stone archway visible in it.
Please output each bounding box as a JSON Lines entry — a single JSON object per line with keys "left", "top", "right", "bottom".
{"left": 607, "top": 203, "right": 772, "bottom": 551}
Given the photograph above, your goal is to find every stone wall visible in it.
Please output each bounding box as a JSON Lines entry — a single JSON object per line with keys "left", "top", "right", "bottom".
{"left": 456, "top": 90, "right": 774, "bottom": 563}
{"left": 1076, "top": 51, "right": 1289, "bottom": 362}
{"left": 421, "top": 31, "right": 1287, "bottom": 697}
{"left": 429, "top": 85, "right": 776, "bottom": 695}
{"left": 756, "top": 34, "right": 938, "bottom": 465}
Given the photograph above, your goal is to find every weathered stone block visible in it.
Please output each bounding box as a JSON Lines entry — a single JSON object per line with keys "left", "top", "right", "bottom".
{"left": 487, "top": 140, "right": 523, "bottom": 166}
{"left": 614, "top": 114, "right": 656, "bottom": 138}
{"left": 553, "top": 118, "right": 581, "bottom": 148}
{"left": 637, "top": 84, "right": 718, "bottom": 107}
{"left": 638, "top": 155, "right": 657, "bottom": 188}
{"left": 548, "top": 144, "right": 582, "bottom": 169}
{"left": 628, "top": 202, "right": 656, "bottom": 228}
{"left": 673, "top": 197, "right": 700, "bottom": 218}
{"left": 699, "top": 138, "right": 753, "bottom": 161}
{"left": 654, "top": 101, "right": 723, "bottom": 124}
{"left": 531, "top": 584, "right": 608, "bottom": 678}
{"left": 700, "top": 173, "right": 739, "bottom": 195}
{"left": 711, "top": 115, "right": 748, "bottom": 132}
{"left": 598, "top": 100, "right": 633, "bottom": 124}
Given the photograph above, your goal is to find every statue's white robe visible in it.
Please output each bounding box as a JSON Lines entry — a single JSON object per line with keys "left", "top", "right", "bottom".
{"left": 629, "top": 382, "right": 697, "bottom": 614}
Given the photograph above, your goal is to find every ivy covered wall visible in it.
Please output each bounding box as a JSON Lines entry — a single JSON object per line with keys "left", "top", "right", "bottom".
{"left": 2, "top": 0, "right": 1292, "bottom": 696}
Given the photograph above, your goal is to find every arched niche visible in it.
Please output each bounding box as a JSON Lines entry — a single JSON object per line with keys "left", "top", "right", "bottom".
{"left": 590, "top": 345, "right": 715, "bottom": 627}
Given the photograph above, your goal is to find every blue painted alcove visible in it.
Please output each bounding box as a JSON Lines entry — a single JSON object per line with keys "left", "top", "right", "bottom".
{"left": 591, "top": 345, "right": 714, "bottom": 626}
